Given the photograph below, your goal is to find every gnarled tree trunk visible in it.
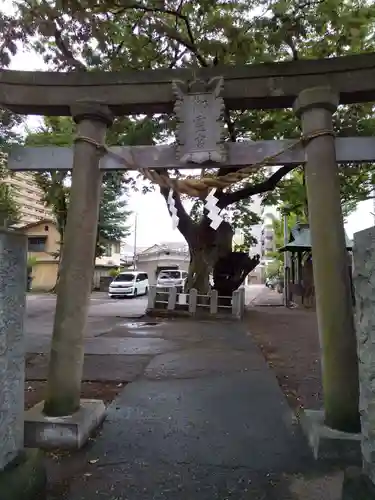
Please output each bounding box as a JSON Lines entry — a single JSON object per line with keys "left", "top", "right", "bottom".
{"left": 160, "top": 188, "right": 262, "bottom": 299}
{"left": 184, "top": 218, "right": 234, "bottom": 294}
{"left": 185, "top": 247, "right": 213, "bottom": 293}
{"left": 213, "top": 252, "right": 260, "bottom": 296}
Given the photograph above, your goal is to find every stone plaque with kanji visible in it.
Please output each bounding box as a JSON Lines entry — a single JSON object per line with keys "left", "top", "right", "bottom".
{"left": 172, "top": 77, "right": 226, "bottom": 165}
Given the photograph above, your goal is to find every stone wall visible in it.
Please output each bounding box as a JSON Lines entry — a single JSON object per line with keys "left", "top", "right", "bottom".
{"left": 0, "top": 229, "right": 27, "bottom": 470}
{"left": 353, "top": 226, "right": 375, "bottom": 483}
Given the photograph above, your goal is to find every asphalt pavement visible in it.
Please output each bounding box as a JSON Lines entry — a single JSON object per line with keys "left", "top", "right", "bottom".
{"left": 25, "top": 286, "right": 266, "bottom": 354}
{"left": 24, "top": 287, "right": 343, "bottom": 499}
{"left": 25, "top": 293, "right": 148, "bottom": 353}
{"left": 59, "top": 319, "right": 319, "bottom": 500}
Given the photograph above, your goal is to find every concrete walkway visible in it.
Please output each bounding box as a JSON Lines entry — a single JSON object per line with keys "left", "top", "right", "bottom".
{"left": 249, "top": 287, "right": 284, "bottom": 307}
{"left": 56, "top": 319, "right": 337, "bottom": 500}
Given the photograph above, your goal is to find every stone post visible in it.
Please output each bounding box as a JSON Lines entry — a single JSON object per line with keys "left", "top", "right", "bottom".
{"left": 0, "top": 229, "right": 45, "bottom": 497}
{"left": 353, "top": 226, "right": 375, "bottom": 483}
{"left": 147, "top": 285, "right": 157, "bottom": 310}
{"left": 167, "top": 287, "right": 177, "bottom": 311}
{"left": 43, "top": 103, "right": 113, "bottom": 417}
{"left": 189, "top": 289, "right": 198, "bottom": 314}
{"left": 0, "top": 230, "right": 27, "bottom": 470}
{"left": 232, "top": 290, "right": 241, "bottom": 318}
{"left": 210, "top": 290, "right": 218, "bottom": 315}
{"left": 294, "top": 87, "right": 359, "bottom": 432}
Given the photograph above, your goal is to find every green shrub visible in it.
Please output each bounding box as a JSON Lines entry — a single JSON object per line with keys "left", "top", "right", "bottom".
{"left": 108, "top": 267, "right": 120, "bottom": 278}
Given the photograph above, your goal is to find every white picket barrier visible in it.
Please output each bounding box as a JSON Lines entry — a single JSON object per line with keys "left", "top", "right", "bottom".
{"left": 147, "top": 286, "right": 245, "bottom": 319}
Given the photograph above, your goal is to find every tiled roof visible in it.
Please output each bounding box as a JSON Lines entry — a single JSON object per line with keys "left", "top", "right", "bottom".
{"left": 279, "top": 223, "right": 352, "bottom": 252}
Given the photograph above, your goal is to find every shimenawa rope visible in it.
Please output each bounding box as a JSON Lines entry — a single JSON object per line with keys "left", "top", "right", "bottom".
{"left": 74, "top": 129, "right": 334, "bottom": 197}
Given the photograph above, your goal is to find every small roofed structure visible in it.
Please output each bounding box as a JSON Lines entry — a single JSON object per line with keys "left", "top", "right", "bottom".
{"left": 278, "top": 223, "right": 353, "bottom": 253}
{"left": 278, "top": 223, "right": 353, "bottom": 307}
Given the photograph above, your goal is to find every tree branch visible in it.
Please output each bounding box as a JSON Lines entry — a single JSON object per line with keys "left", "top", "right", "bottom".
{"left": 111, "top": 1, "right": 238, "bottom": 144}
{"left": 218, "top": 164, "right": 296, "bottom": 208}
{"left": 284, "top": 37, "right": 299, "bottom": 61}
{"left": 53, "top": 26, "right": 87, "bottom": 71}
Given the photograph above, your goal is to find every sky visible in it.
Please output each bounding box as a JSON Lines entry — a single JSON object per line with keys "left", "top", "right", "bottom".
{"left": 6, "top": 33, "right": 375, "bottom": 246}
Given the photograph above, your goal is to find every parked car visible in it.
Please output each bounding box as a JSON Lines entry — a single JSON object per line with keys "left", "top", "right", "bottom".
{"left": 108, "top": 271, "right": 149, "bottom": 298}
{"left": 156, "top": 269, "right": 188, "bottom": 292}
{"left": 265, "top": 277, "right": 278, "bottom": 290}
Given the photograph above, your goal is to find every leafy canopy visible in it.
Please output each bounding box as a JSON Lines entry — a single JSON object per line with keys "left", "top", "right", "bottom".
{"left": 2, "top": 0, "right": 375, "bottom": 245}
{"left": 0, "top": 108, "right": 22, "bottom": 226}
{"left": 25, "top": 116, "right": 132, "bottom": 256}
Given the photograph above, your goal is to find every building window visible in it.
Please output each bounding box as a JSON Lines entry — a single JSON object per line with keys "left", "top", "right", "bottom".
{"left": 28, "top": 236, "right": 47, "bottom": 252}
{"left": 113, "top": 242, "right": 121, "bottom": 254}
{"left": 104, "top": 243, "right": 112, "bottom": 257}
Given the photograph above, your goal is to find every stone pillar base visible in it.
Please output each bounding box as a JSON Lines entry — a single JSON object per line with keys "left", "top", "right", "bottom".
{"left": 0, "top": 449, "right": 46, "bottom": 500}
{"left": 24, "top": 399, "right": 106, "bottom": 450}
{"left": 299, "top": 409, "right": 361, "bottom": 463}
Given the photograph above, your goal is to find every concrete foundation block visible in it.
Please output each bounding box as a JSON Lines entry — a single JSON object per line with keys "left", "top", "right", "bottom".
{"left": 0, "top": 449, "right": 46, "bottom": 500}
{"left": 299, "top": 409, "right": 361, "bottom": 463}
{"left": 24, "top": 399, "right": 106, "bottom": 450}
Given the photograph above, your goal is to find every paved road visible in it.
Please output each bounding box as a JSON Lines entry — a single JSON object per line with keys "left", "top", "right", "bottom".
{"left": 25, "top": 293, "right": 148, "bottom": 353}
{"left": 244, "top": 284, "right": 267, "bottom": 304}
{"left": 60, "top": 318, "right": 318, "bottom": 500}
{"left": 25, "top": 285, "right": 266, "bottom": 354}
{"left": 26, "top": 293, "right": 148, "bottom": 318}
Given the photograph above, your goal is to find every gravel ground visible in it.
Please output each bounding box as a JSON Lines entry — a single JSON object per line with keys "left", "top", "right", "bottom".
{"left": 246, "top": 305, "right": 322, "bottom": 413}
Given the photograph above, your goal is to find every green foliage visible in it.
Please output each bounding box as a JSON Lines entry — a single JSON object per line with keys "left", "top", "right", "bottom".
{"left": 190, "top": 197, "right": 261, "bottom": 250}
{"left": 97, "top": 172, "right": 132, "bottom": 257}
{"left": 264, "top": 169, "right": 308, "bottom": 219}
{"left": 263, "top": 104, "right": 375, "bottom": 220}
{"left": 27, "top": 255, "right": 38, "bottom": 268}
{"left": 25, "top": 117, "right": 132, "bottom": 256}
{"left": 108, "top": 267, "right": 120, "bottom": 278}
{"left": 0, "top": 168, "right": 20, "bottom": 227}
{"left": 25, "top": 117, "right": 72, "bottom": 240}
{"left": 3, "top": 0, "right": 375, "bottom": 243}
{"left": 272, "top": 212, "right": 305, "bottom": 248}
{"left": 0, "top": 109, "right": 22, "bottom": 226}
{"left": 265, "top": 260, "right": 282, "bottom": 279}
{"left": 266, "top": 212, "right": 307, "bottom": 270}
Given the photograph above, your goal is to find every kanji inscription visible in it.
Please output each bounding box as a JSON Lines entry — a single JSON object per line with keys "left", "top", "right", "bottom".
{"left": 172, "top": 77, "right": 226, "bottom": 165}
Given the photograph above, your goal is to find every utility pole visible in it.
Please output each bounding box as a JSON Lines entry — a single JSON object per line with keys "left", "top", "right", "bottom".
{"left": 283, "top": 214, "right": 290, "bottom": 307}
{"left": 133, "top": 213, "right": 138, "bottom": 271}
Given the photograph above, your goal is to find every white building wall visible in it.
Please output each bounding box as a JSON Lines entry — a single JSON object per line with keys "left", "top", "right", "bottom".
{"left": 137, "top": 254, "right": 189, "bottom": 285}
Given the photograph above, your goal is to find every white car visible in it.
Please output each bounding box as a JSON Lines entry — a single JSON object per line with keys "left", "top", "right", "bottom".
{"left": 108, "top": 271, "right": 149, "bottom": 298}
{"left": 156, "top": 269, "right": 188, "bottom": 292}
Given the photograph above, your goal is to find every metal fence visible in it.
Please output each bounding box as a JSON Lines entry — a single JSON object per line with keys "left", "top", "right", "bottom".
{"left": 147, "top": 286, "right": 245, "bottom": 319}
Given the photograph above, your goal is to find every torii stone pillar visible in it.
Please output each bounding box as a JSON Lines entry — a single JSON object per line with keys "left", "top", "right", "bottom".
{"left": 294, "top": 87, "right": 360, "bottom": 433}
{"left": 43, "top": 103, "right": 113, "bottom": 418}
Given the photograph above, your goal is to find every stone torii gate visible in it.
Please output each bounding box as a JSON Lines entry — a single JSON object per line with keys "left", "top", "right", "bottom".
{"left": 1, "top": 54, "right": 374, "bottom": 452}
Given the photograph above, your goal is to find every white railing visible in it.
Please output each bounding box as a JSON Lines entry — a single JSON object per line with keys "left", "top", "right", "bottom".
{"left": 147, "top": 286, "right": 245, "bottom": 319}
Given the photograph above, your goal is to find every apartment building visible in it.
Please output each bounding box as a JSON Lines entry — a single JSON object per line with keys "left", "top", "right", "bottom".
{"left": 261, "top": 223, "right": 276, "bottom": 255}
{"left": 6, "top": 172, "right": 53, "bottom": 226}
{"left": 244, "top": 202, "right": 278, "bottom": 283}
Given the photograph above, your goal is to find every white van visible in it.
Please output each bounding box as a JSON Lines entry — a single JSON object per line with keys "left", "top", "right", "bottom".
{"left": 156, "top": 269, "right": 188, "bottom": 292}
{"left": 108, "top": 271, "right": 149, "bottom": 298}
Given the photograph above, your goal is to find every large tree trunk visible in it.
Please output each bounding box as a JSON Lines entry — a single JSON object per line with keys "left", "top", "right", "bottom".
{"left": 160, "top": 189, "right": 261, "bottom": 299}
{"left": 185, "top": 247, "right": 213, "bottom": 293}
{"left": 184, "top": 218, "right": 260, "bottom": 297}
{"left": 213, "top": 252, "right": 260, "bottom": 296}
{"left": 184, "top": 219, "right": 233, "bottom": 294}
